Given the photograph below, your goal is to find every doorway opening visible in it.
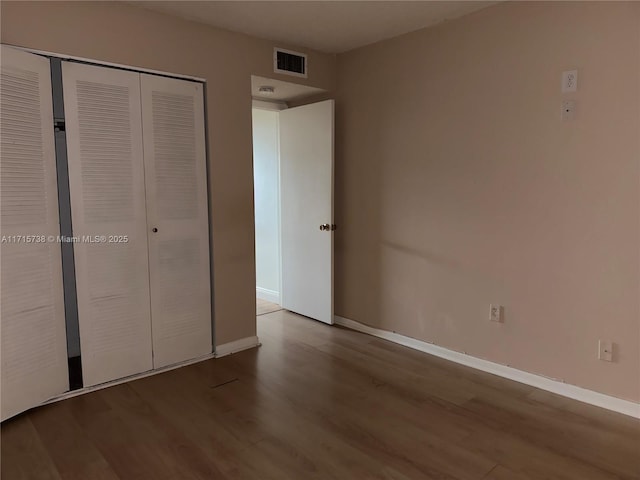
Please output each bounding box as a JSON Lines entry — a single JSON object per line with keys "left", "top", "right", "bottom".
{"left": 252, "top": 103, "right": 283, "bottom": 316}
{"left": 250, "top": 75, "right": 334, "bottom": 323}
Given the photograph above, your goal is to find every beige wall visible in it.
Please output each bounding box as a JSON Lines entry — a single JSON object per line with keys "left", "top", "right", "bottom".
{"left": 0, "top": 1, "right": 336, "bottom": 346}
{"left": 336, "top": 1, "right": 640, "bottom": 401}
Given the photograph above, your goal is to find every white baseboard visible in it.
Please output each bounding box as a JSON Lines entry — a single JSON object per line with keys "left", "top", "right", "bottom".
{"left": 334, "top": 315, "right": 640, "bottom": 419}
{"left": 256, "top": 287, "right": 280, "bottom": 304}
{"left": 215, "top": 335, "right": 261, "bottom": 358}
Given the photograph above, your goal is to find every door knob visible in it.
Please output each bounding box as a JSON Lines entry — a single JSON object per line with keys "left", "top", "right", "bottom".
{"left": 152, "top": 227, "right": 158, "bottom": 233}
{"left": 319, "top": 223, "right": 330, "bottom": 231}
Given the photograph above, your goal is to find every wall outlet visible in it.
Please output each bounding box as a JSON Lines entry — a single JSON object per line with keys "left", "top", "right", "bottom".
{"left": 561, "top": 100, "right": 576, "bottom": 121}
{"left": 562, "top": 69, "right": 578, "bottom": 92}
{"left": 598, "top": 340, "right": 613, "bottom": 362}
{"left": 489, "top": 304, "right": 503, "bottom": 323}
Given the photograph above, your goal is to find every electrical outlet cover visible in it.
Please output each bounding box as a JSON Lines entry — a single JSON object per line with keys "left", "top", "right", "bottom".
{"left": 561, "top": 100, "right": 576, "bottom": 121}
{"left": 598, "top": 340, "right": 613, "bottom": 362}
{"left": 562, "top": 69, "right": 578, "bottom": 92}
{"left": 489, "top": 304, "right": 503, "bottom": 323}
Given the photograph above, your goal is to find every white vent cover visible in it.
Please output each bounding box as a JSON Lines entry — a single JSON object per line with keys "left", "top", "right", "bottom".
{"left": 274, "top": 48, "right": 307, "bottom": 78}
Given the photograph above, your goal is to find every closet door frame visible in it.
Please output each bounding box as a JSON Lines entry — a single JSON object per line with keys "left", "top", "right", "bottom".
{"left": 1, "top": 45, "right": 215, "bottom": 413}
{"left": 6, "top": 44, "right": 215, "bottom": 385}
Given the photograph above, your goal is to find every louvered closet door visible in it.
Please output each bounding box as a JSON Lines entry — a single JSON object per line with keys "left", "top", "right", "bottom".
{"left": 0, "top": 46, "right": 69, "bottom": 420}
{"left": 140, "top": 74, "right": 211, "bottom": 368}
{"left": 62, "top": 62, "right": 153, "bottom": 386}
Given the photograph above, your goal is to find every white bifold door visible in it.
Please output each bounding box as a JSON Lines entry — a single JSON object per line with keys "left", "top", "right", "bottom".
{"left": 140, "top": 74, "right": 211, "bottom": 369}
{"left": 62, "top": 63, "right": 154, "bottom": 386}
{"left": 62, "top": 63, "right": 211, "bottom": 387}
{"left": 0, "top": 46, "right": 69, "bottom": 420}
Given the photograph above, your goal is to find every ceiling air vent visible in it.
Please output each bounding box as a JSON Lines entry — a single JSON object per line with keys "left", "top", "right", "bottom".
{"left": 274, "top": 48, "right": 307, "bottom": 78}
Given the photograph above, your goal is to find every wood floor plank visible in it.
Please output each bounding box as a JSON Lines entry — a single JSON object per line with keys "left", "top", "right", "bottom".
{"left": 460, "top": 395, "right": 640, "bottom": 480}
{"left": 459, "top": 426, "right": 623, "bottom": 480}
{"left": 257, "top": 298, "right": 282, "bottom": 316}
{"left": 526, "top": 388, "right": 640, "bottom": 437}
{"left": 99, "top": 383, "right": 228, "bottom": 480}
{"left": 228, "top": 333, "right": 497, "bottom": 479}
{"left": 136, "top": 351, "right": 414, "bottom": 480}
{"left": 0, "top": 414, "right": 62, "bottom": 480}
{"left": 482, "top": 465, "right": 530, "bottom": 480}
{"left": 2, "top": 309, "right": 639, "bottom": 479}
{"left": 28, "top": 401, "right": 121, "bottom": 480}
{"left": 224, "top": 353, "right": 444, "bottom": 479}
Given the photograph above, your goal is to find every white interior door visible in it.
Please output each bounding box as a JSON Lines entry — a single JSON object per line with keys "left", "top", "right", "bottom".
{"left": 62, "top": 62, "right": 153, "bottom": 386}
{"left": 279, "top": 100, "right": 334, "bottom": 324}
{"left": 0, "top": 46, "right": 69, "bottom": 420}
{"left": 140, "top": 74, "right": 212, "bottom": 368}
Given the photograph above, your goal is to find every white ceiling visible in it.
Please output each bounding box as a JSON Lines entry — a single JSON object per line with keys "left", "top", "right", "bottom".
{"left": 251, "top": 75, "right": 325, "bottom": 101}
{"left": 136, "top": 1, "right": 495, "bottom": 54}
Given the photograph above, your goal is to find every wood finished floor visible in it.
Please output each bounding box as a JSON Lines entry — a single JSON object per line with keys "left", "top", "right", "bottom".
{"left": 2, "top": 309, "right": 639, "bottom": 480}
{"left": 256, "top": 298, "right": 282, "bottom": 316}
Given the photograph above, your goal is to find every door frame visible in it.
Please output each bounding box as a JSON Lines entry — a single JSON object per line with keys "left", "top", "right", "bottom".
{"left": 5, "top": 45, "right": 205, "bottom": 82}
{"left": 252, "top": 100, "right": 287, "bottom": 307}
{"left": 252, "top": 98, "right": 334, "bottom": 322}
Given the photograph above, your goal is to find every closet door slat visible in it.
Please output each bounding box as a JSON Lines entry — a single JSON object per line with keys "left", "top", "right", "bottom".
{"left": 1, "top": 45, "right": 68, "bottom": 420}
{"left": 140, "top": 74, "right": 212, "bottom": 368}
{"left": 62, "top": 62, "right": 153, "bottom": 386}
